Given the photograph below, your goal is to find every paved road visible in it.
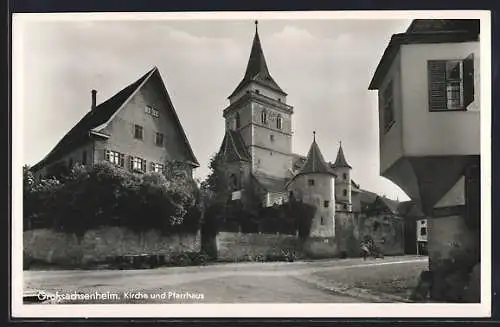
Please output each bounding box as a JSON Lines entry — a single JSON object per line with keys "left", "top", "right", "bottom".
{"left": 24, "top": 255, "right": 427, "bottom": 304}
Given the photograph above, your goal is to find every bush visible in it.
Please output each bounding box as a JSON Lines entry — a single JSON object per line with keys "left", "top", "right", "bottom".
{"left": 203, "top": 198, "right": 316, "bottom": 236}
{"left": 169, "top": 253, "right": 192, "bottom": 266}
{"left": 23, "top": 162, "right": 203, "bottom": 238}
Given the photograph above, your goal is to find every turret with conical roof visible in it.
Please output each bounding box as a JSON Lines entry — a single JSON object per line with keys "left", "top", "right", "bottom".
{"left": 293, "top": 131, "right": 336, "bottom": 180}
{"left": 288, "top": 132, "right": 336, "bottom": 238}
{"left": 332, "top": 141, "right": 352, "bottom": 169}
{"left": 332, "top": 141, "right": 352, "bottom": 211}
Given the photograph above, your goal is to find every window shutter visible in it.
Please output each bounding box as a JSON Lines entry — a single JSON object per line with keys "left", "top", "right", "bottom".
{"left": 142, "top": 159, "right": 147, "bottom": 172}
{"left": 128, "top": 156, "right": 133, "bottom": 170}
{"left": 428, "top": 60, "right": 447, "bottom": 111}
{"left": 463, "top": 54, "right": 475, "bottom": 108}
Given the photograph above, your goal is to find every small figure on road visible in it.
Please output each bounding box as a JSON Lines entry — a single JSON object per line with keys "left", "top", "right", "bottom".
{"left": 360, "top": 241, "right": 370, "bottom": 260}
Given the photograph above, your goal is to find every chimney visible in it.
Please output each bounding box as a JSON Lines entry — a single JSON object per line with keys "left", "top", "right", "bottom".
{"left": 91, "top": 89, "right": 97, "bottom": 111}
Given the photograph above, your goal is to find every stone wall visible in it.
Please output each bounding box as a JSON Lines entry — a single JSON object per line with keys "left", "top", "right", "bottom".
{"left": 358, "top": 214, "right": 405, "bottom": 256}
{"left": 216, "top": 232, "right": 301, "bottom": 261}
{"left": 334, "top": 211, "right": 362, "bottom": 257}
{"left": 335, "top": 211, "right": 405, "bottom": 257}
{"left": 302, "top": 237, "right": 338, "bottom": 259}
{"left": 24, "top": 227, "right": 200, "bottom": 266}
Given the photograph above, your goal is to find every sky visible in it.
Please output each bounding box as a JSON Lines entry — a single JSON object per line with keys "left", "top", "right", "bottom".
{"left": 16, "top": 15, "right": 413, "bottom": 201}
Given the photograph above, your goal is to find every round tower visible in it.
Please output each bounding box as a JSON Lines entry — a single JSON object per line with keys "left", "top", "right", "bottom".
{"left": 287, "top": 132, "right": 336, "bottom": 238}
{"left": 332, "top": 141, "right": 352, "bottom": 211}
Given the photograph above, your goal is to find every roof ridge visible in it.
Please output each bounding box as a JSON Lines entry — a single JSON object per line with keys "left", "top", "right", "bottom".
{"left": 32, "top": 66, "right": 200, "bottom": 171}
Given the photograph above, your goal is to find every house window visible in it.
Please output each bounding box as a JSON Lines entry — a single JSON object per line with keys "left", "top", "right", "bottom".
{"left": 342, "top": 173, "right": 347, "bottom": 180}
{"left": 146, "top": 105, "right": 159, "bottom": 117}
{"left": 130, "top": 157, "right": 147, "bottom": 172}
{"left": 428, "top": 55, "right": 474, "bottom": 111}
{"left": 343, "top": 204, "right": 348, "bottom": 210}
{"left": 324, "top": 200, "right": 329, "bottom": 208}
{"left": 255, "top": 89, "right": 260, "bottom": 94}
{"left": 276, "top": 114, "right": 282, "bottom": 129}
{"left": 82, "top": 151, "right": 87, "bottom": 165}
{"left": 235, "top": 112, "right": 241, "bottom": 129}
{"left": 373, "top": 221, "right": 380, "bottom": 231}
{"left": 134, "top": 124, "right": 143, "bottom": 140}
{"left": 343, "top": 189, "right": 348, "bottom": 197}
{"left": 155, "top": 132, "right": 164, "bottom": 146}
{"left": 308, "top": 179, "right": 315, "bottom": 186}
{"left": 270, "top": 135, "right": 275, "bottom": 142}
{"left": 320, "top": 217, "right": 324, "bottom": 225}
{"left": 261, "top": 110, "right": 267, "bottom": 124}
{"left": 105, "top": 150, "right": 125, "bottom": 167}
{"left": 420, "top": 227, "right": 427, "bottom": 236}
{"left": 152, "top": 163, "right": 164, "bottom": 174}
{"left": 382, "top": 80, "right": 395, "bottom": 132}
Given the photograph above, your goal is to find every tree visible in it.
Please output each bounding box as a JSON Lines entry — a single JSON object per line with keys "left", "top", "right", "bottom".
{"left": 23, "top": 165, "right": 62, "bottom": 230}
{"left": 200, "top": 153, "right": 228, "bottom": 196}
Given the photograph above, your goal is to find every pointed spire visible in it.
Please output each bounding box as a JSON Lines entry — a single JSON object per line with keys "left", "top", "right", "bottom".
{"left": 293, "top": 133, "right": 336, "bottom": 179}
{"left": 332, "top": 141, "right": 352, "bottom": 169}
{"left": 228, "top": 21, "right": 286, "bottom": 98}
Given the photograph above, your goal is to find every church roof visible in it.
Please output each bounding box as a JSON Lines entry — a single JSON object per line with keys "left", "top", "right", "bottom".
{"left": 252, "top": 174, "right": 288, "bottom": 193}
{"left": 218, "top": 130, "right": 251, "bottom": 162}
{"left": 32, "top": 67, "right": 200, "bottom": 171}
{"left": 293, "top": 133, "right": 336, "bottom": 179}
{"left": 332, "top": 143, "right": 352, "bottom": 169}
{"left": 228, "top": 21, "right": 286, "bottom": 98}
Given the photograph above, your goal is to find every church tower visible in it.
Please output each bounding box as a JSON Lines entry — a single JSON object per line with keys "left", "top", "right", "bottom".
{"left": 222, "top": 21, "right": 294, "bottom": 180}
{"left": 332, "top": 142, "right": 352, "bottom": 211}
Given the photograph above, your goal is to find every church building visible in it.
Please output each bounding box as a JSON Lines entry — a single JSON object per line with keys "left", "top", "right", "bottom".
{"left": 217, "top": 21, "right": 408, "bottom": 243}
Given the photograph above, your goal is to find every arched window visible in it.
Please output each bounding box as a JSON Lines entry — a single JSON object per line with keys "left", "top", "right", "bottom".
{"left": 342, "top": 173, "right": 347, "bottom": 180}
{"left": 235, "top": 112, "right": 241, "bottom": 129}
{"left": 276, "top": 114, "right": 282, "bottom": 129}
{"left": 343, "top": 189, "right": 348, "bottom": 197}
{"left": 261, "top": 110, "right": 267, "bottom": 124}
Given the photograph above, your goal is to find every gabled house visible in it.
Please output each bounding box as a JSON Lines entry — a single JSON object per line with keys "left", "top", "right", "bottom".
{"left": 31, "top": 67, "right": 199, "bottom": 179}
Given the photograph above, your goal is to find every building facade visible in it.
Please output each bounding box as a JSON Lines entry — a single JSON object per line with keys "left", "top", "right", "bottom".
{"left": 31, "top": 67, "right": 199, "bottom": 179}
{"left": 368, "top": 19, "right": 481, "bottom": 302}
